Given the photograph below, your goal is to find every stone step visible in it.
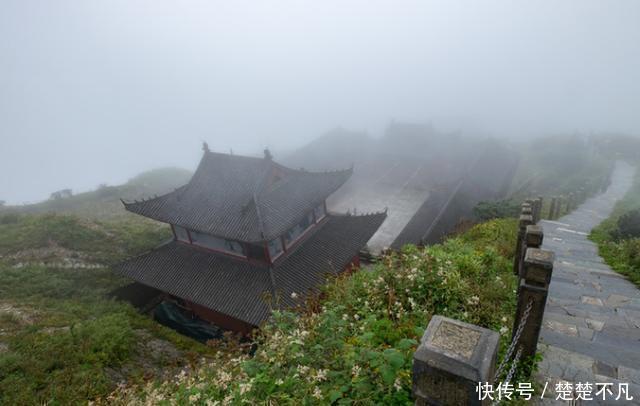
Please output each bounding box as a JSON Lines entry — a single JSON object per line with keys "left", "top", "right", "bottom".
{"left": 540, "top": 329, "right": 640, "bottom": 371}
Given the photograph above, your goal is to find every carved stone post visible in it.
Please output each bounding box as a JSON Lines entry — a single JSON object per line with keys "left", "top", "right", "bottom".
{"left": 548, "top": 197, "right": 557, "bottom": 220}
{"left": 525, "top": 225, "right": 544, "bottom": 249}
{"left": 535, "top": 197, "right": 543, "bottom": 223}
{"left": 513, "top": 248, "right": 555, "bottom": 360}
{"left": 513, "top": 213, "right": 534, "bottom": 275}
{"left": 553, "top": 196, "right": 563, "bottom": 219}
{"left": 519, "top": 225, "right": 543, "bottom": 277}
{"left": 413, "top": 316, "right": 499, "bottom": 405}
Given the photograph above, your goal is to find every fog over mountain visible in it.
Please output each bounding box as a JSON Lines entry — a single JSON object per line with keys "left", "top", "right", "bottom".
{"left": 1, "top": 1, "right": 639, "bottom": 204}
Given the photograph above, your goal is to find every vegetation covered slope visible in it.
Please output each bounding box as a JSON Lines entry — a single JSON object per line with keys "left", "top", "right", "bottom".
{"left": 0, "top": 213, "right": 211, "bottom": 405}
{"left": 104, "top": 219, "right": 519, "bottom": 405}
{"left": 1, "top": 167, "right": 191, "bottom": 220}
{"left": 591, "top": 169, "right": 640, "bottom": 287}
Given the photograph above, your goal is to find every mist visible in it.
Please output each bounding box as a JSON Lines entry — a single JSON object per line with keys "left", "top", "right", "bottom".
{"left": 2, "top": 0, "right": 639, "bottom": 204}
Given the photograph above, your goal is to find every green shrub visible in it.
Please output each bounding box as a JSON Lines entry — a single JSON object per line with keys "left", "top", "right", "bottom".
{"left": 0, "top": 313, "right": 135, "bottom": 405}
{"left": 615, "top": 209, "right": 640, "bottom": 239}
{"left": 473, "top": 199, "right": 521, "bottom": 221}
{"left": 0, "top": 212, "right": 19, "bottom": 225}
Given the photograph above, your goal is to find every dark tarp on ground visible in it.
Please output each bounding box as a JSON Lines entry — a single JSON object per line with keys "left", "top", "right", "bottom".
{"left": 109, "top": 282, "right": 162, "bottom": 309}
{"left": 153, "top": 301, "right": 224, "bottom": 342}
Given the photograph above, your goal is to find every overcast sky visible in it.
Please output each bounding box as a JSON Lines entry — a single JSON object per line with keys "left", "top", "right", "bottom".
{"left": 1, "top": 1, "right": 639, "bottom": 203}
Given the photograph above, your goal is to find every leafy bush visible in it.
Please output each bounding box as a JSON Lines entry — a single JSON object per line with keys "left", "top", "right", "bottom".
{"left": 0, "top": 260, "right": 210, "bottom": 405}
{"left": 615, "top": 209, "right": 640, "bottom": 239}
{"left": 473, "top": 199, "right": 521, "bottom": 221}
{"left": 593, "top": 236, "right": 640, "bottom": 287}
{"left": 0, "top": 212, "right": 19, "bottom": 225}
{"left": 0, "top": 313, "right": 135, "bottom": 404}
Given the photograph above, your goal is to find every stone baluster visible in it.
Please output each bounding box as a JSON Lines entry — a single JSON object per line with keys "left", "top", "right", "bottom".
{"left": 535, "top": 196, "right": 543, "bottom": 223}
{"left": 548, "top": 197, "right": 557, "bottom": 220}
{"left": 413, "top": 316, "right": 499, "bottom": 405}
{"left": 553, "top": 196, "right": 563, "bottom": 219}
{"left": 513, "top": 248, "right": 555, "bottom": 361}
{"left": 513, "top": 209, "right": 534, "bottom": 275}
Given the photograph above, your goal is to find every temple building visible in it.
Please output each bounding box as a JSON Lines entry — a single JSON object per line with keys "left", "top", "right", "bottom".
{"left": 116, "top": 144, "right": 386, "bottom": 334}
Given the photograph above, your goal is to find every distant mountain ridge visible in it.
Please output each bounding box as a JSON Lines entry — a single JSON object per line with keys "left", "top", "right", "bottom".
{"left": 2, "top": 167, "right": 192, "bottom": 220}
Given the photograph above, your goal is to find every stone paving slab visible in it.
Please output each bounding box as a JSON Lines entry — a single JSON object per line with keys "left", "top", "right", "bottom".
{"left": 535, "top": 161, "right": 640, "bottom": 404}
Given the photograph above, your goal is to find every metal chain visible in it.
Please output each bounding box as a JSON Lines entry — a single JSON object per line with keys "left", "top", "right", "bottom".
{"left": 504, "top": 347, "right": 523, "bottom": 384}
{"left": 493, "top": 298, "right": 534, "bottom": 383}
{"left": 491, "top": 347, "right": 524, "bottom": 406}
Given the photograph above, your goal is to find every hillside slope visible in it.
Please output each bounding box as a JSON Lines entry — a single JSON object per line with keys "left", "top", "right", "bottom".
{"left": 0, "top": 212, "right": 211, "bottom": 405}
{"left": 2, "top": 167, "right": 192, "bottom": 220}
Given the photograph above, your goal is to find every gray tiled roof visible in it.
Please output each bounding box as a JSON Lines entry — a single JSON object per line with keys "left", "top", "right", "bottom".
{"left": 115, "top": 212, "right": 386, "bottom": 326}
{"left": 123, "top": 151, "right": 352, "bottom": 242}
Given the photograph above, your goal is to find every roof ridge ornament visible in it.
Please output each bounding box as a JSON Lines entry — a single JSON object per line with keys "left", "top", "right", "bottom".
{"left": 264, "top": 148, "right": 273, "bottom": 160}
{"left": 202, "top": 141, "right": 210, "bottom": 153}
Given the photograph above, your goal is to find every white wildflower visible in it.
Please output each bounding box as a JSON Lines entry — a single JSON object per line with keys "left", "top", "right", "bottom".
{"left": 313, "top": 386, "right": 323, "bottom": 399}
{"left": 499, "top": 326, "right": 508, "bottom": 335}
{"left": 467, "top": 295, "right": 480, "bottom": 305}
{"left": 217, "top": 371, "right": 232, "bottom": 388}
{"left": 315, "top": 369, "right": 328, "bottom": 381}
{"left": 291, "top": 292, "right": 298, "bottom": 299}
{"left": 352, "top": 364, "right": 361, "bottom": 377}
{"left": 239, "top": 382, "right": 252, "bottom": 395}
{"left": 297, "top": 365, "right": 310, "bottom": 376}
{"left": 408, "top": 297, "right": 417, "bottom": 309}
{"left": 394, "top": 377, "right": 403, "bottom": 391}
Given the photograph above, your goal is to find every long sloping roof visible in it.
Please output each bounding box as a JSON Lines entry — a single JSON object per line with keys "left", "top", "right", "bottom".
{"left": 115, "top": 212, "right": 386, "bottom": 326}
{"left": 123, "top": 150, "right": 352, "bottom": 242}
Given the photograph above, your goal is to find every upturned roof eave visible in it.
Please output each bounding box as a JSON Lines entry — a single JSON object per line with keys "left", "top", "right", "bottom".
{"left": 120, "top": 149, "right": 355, "bottom": 242}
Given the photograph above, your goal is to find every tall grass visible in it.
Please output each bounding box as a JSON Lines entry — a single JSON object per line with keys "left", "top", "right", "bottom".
{"left": 591, "top": 170, "right": 640, "bottom": 286}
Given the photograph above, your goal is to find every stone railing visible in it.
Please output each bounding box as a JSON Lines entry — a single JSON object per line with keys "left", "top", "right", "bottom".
{"left": 412, "top": 199, "right": 555, "bottom": 405}
{"left": 543, "top": 173, "right": 611, "bottom": 220}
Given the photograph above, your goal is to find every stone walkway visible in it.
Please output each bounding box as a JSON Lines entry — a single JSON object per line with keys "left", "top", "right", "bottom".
{"left": 535, "top": 161, "right": 640, "bottom": 404}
